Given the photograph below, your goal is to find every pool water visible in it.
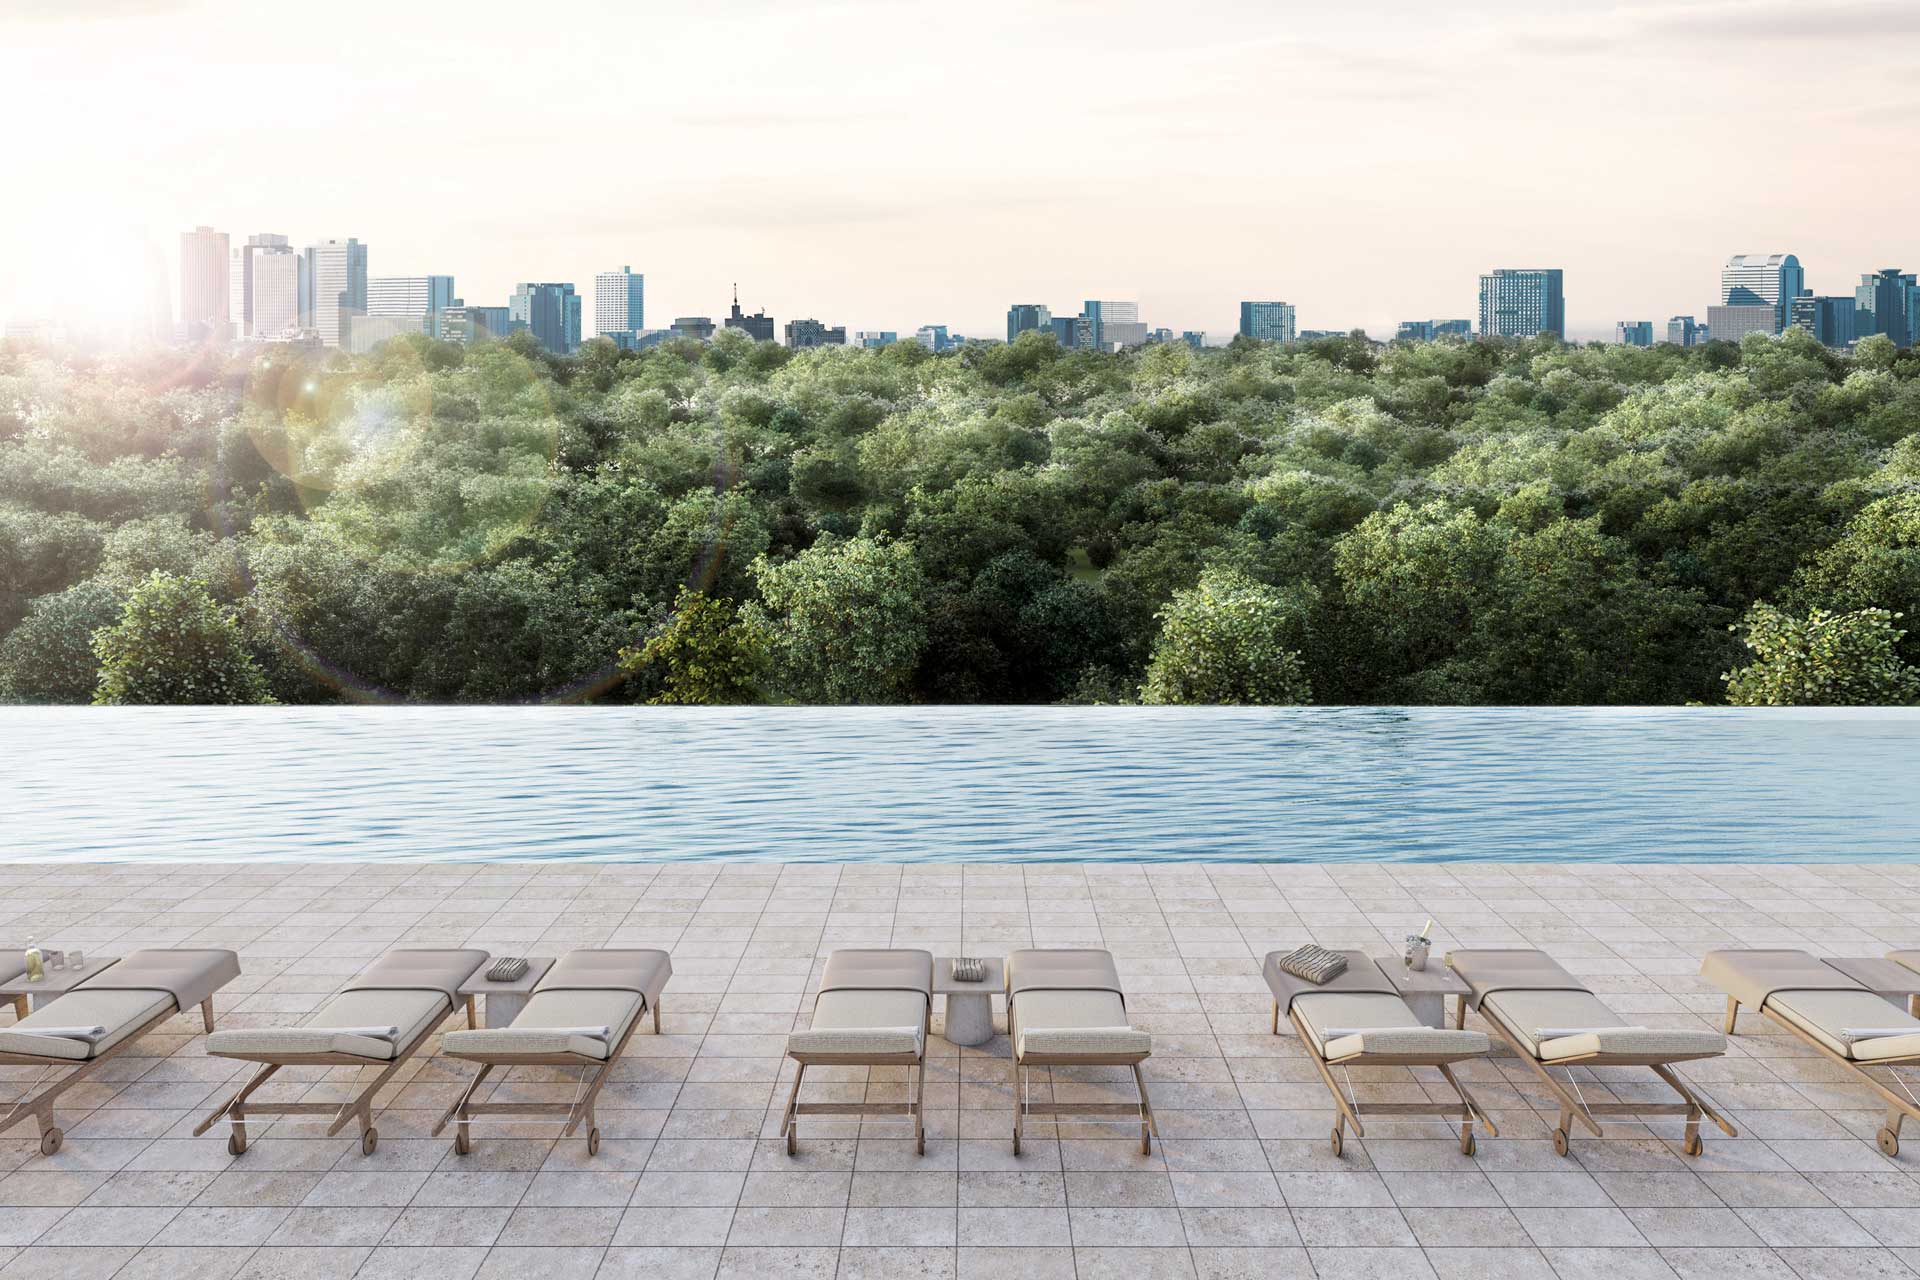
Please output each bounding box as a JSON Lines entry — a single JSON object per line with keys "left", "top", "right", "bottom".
{"left": 2, "top": 706, "right": 1915, "bottom": 863}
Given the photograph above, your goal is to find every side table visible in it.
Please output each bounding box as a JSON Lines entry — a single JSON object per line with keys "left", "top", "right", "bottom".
{"left": 457, "top": 958, "right": 555, "bottom": 1028}
{"left": 934, "top": 957, "right": 1005, "bottom": 1046}
{"left": 1, "top": 955, "right": 121, "bottom": 1015}
{"left": 1378, "top": 956, "right": 1470, "bottom": 1029}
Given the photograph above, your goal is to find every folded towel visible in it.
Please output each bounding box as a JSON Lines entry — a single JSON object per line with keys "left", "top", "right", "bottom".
{"left": 1536, "top": 1026, "right": 1648, "bottom": 1039}
{"left": 1840, "top": 1028, "right": 1920, "bottom": 1042}
{"left": 518, "top": 1025, "right": 609, "bottom": 1040}
{"left": 1279, "top": 945, "right": 1348, "bottom": 985}
{"left": 20, "top": 1025, "right": 107, "bottom": 1042}
{"left": 329, "top": 1026, "right": 401, "bottom": 1040}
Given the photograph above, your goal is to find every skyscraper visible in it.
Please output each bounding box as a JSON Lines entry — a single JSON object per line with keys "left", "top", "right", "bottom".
{"left": 1706, "top": 304, "right": 1778, "bottom": 342}
{"left": 439, "top": 305, "right": 517, "bottom": 345}
{"left": 179, "top": 225, "right": 230, "bottom": 341}
{"left": 1477, "top": 269, "right": 1565, "bottom": 338}
{"left": 672, "top": 316, "right": 717, "bottom": 341}
{"left": 1239, "top": 301, "right": 1297, "bottom": 343}
{"left": 1720, "top": 253, "right": 1803, "bottom": 333}
{"left": 510, "top": 282, "right": 582, "bottom": 354}
{"left": 249, "top": 244, "right": 301, "bottom": 341}
{"left": 1081, "top": 300, "right": 1144, "bottom": 351}
{"left": 595, "top": 266, "right": 645, "bottom": 337}
{"left": 1006, "top": 304, "right": 1052, "bottom": 344}
{"left": 368, "top": 276, "right": 455, "bottom": 339}
{"left": 723, "top": 286, "right": 775, "bottom": 341}
{"left": 299, "top": 238, "right": 368, "bottom": 348}
{"left": 1855, "top": 269, "right": 1917, "bottom": 348}
{"left": 228, "top": 233, "right": 290, "bottom": 339}
{"left": 854, "top": 330, "right": 897, "bottom": 348}
{"left": 1789, "top": 295, "right": 1858, "bottom": 349}
{"left": 1614, "top": 321, "right": 1653, "bottom": 347}
{"left": 1667, "top": 315, "right": 1704, "bottom": 346}
{"left": 915, "top": 324, "right": 952, "bottom": 352}
{"left": 783, "top": 318, "right": 846, "bottom": 348}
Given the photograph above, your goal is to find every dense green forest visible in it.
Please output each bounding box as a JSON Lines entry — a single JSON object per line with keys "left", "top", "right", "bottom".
{"left": 2, "top": 326, "right": 1918, "bottom": 705}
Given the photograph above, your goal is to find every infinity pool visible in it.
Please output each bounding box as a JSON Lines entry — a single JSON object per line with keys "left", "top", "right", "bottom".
{"left": 2, "top": 706, "right": 1915, "bottom": 863}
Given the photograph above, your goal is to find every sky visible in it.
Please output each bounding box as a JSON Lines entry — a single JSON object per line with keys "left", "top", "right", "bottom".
{"left": 3, "top": 0, "right": 1918, "bottom": 342}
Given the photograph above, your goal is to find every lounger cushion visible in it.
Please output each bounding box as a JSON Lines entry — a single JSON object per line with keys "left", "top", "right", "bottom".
{"left": 1482, "top": 989, "right": 1723, "bottom": 1060}
{"left": 206, "top": 990, "right": 451, "bottom": 1060}
{"left": 1768, "top": 989, "right": 1920, "bottom": 1061}
{"left": 0, "top": 989, "right": 173, "bottom": 1060}
{"left": 0, "top": 954, "right": 25, "bottom": 985}
{"left": 1292, "top": 991, "right": 1489, "bottom": 1060}
{"left": 442, "top": 989, "right": 640, "bottom": 1059}
{"left": 1012, "top": 989, "right": 1149, "bottom": 1057}
{"left": 1701, "top": 949, "right": 1858, "bottom": 1010}
{"left": 787, "top": 977, "right": 927, "bottom": 1057}
{"left": 79, "top": 948, "right": 240, "bottom": 1013}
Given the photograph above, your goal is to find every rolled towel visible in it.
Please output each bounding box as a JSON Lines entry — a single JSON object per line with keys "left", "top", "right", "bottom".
{"left": 328, "top": 1025, "right": 401, "bottom": 1040}
{"left": 19, "top": 1025, "right": 108, "bottom": 1042}
{"left": 1535, "top": 1026, "right": 1648, "bottom": 1039}
{"left": 1840, "top": 1028, "right": 1920, "bottom": 1042}
{"left": 516, "top": 1025, "right": 609, "bottom": 1040}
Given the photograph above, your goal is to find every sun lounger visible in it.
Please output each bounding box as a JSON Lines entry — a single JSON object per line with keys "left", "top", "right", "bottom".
{"left": 0, "top": 948, "right": 240, "bottom": 1156}
{"left": 781, "top": 948, "right": 933, "bottom": 1155}
{"left": 1006, "top": 948, "right": 1155, "bottom": 1155}
{"left": 1706, "top": 948, "right": 1920, "bottom": 1157}
{"left": 435, "top": 948, "right": 670, "bottom": 1156}
{"left": 1448, "top": 948, "right": 1733, "bottom": 1157}
{"left": 194, "top": 948, "right": 489, "bottom": 1156}
{"left": 1265, "top": 949, "right": 1496, "bottom": 1156}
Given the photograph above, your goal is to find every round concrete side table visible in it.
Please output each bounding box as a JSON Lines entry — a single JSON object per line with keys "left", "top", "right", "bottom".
{"left": 934, "top": 956, "right": 1005, "bottom": 1047}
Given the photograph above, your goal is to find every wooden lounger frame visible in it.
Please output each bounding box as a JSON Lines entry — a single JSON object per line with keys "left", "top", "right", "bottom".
{"left": 193, "top": 995, "right": 478, "bottom": 1156}
{"left": 1275, "top": 998, "right": 1498, "bottom": 1157}
{"left": 1458, "top": 997, "right": 1735, "bottom": 1156}
{"left": 433, "top": 996, "right": 660, "bottom": 1156}
{"left": 0, "top": 998, "right": 215, "bottom": 1157}
{"left": 781, "top": 998, "right": 930, "bottom": 1156}
{"left": 1725, "top": 993, "right": 1920, "bottom": 1157}
{"left": 1011, "top": 1040, "right": 1156, "bottom": 1156}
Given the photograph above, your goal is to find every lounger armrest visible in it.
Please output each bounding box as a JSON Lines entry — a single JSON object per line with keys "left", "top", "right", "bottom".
{"left": 787, "top": 1025, "right": 923, "bottom": 1057}
{"left": 1017, "top": 1025, "right": 1152, "bottom": 1058}
{"left": 1322, "top": 1027, "right": 1489, "bottom": 1060}
{"left": 1538, "top": 1027, "right": 1724, "bottom": 1060}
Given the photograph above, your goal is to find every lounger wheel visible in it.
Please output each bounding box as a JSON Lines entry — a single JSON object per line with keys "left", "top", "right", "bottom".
{"left": 361, "top": 1127, "right": 379, "bottom": 1156}
{"left": 454, "top": 1129, "right": 472, "bottom": 1156}
{"left": 1683, "top": 1132, "right": 1704, "bottom": 1157}
{"left": 227, "top": 1130, "right": 247, "bottom": 1157}
{"left": 1879, "top": 1128, "right": 1899, "bottom": 1158}
{"left": 1552, "top": 1127, "right": 1570, "bottom": 1157}
{"left": 39, "top": 1127, "right": 63, "bottom": 1157}
{"left": 586, "top": 1128, "right": 601, "bottom": 1156}
{"left": 1329, "top": 1125, "right": 1343, "bottom": 1157}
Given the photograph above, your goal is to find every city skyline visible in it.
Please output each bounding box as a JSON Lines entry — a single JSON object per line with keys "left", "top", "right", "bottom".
{"left": 5, "top": 0, "right": 1918, "bottom": 341}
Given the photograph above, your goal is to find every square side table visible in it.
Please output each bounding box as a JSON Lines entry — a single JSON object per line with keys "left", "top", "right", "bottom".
{"left": 1378, "top": 957, "right": 1470, "bottom": 1029}
{"left": 457, "top": 957, "right": 555, "bottom": 1029}
{"left": 933, "top": 956, "right": 1005, "bottom": 1046}
{"left": 1, "top": 955, "right": 121, "bottom": 1015}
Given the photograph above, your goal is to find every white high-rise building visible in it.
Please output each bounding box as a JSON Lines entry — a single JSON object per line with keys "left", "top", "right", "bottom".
{"left": 179, "top": 225, "right": 229, "bottom": 341}
{"left": 229, "top": 233, "right": 290, "bottom": 339}
{"left": 250, "top": 244, "right": 301, "bottom": 341}
{"left": 367, "top": 275, "right": 455, "bottom": 338}
{"left": 595, "top": 266, "right": 645, "bottom": 336}
{"left": 1720, "top": 253, "right": 1803, "bottom": 334}
{"left": 299, "top": 238, "right": 368, "bottom": 348}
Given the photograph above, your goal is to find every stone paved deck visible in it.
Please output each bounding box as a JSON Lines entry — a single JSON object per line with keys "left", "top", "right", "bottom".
{"left": 4, "top": 860, "right": 1920, "bottom": 1280}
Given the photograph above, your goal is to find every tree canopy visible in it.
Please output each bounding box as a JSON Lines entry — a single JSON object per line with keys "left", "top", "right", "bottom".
{"left": 2, "top": 324, "right": 1918, "bottom": 705}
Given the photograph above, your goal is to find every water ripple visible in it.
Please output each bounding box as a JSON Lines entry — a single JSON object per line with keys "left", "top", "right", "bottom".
{"left": 1, "top": 706, "right": 1916, "bottom": 863}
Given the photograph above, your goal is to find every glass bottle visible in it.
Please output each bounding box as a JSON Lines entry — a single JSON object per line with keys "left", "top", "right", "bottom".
{"left": 24, "top": 938, "right": 44, "bottom": 982}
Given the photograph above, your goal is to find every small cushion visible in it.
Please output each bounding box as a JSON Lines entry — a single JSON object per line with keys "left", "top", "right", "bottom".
{"left": 1017, "top": 1025, "right": 1152, "bottom": 1057}
{"left": 1537, "top": 1027, "right": 1725, "bottom": 1060}
{"left": 788, "top": 1025, "right": 922, "bottom": 1056}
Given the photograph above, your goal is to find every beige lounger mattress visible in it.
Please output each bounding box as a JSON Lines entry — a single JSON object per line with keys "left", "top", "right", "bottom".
{"left": 1767, "top": 989, "right": 1920, "bottom": 1061}
{"left": 444, "top": 989, "right": 641, "bottom": 1059}
{"left": 787, "top": 989, "right": 927, "bottom": 1056}
{"left": 206, "top": 990, "right": 452, "bottom": 1060}
{"left": 1010, "top": 988, "right": 1150, "bottom": 1057}
{"left": 1481, "top": 989, "right": 1725, "bottom": 1060}
{"left": 1292, "top": 992, "right": 1489, "bottom": 1059}
{"left": 0, "top": 989, "right": 174, "bottom": 1060}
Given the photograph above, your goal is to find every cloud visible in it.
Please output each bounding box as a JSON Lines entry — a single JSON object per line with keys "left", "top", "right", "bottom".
{"left": 3, "top": 0, "right": 192, "bottom": 21}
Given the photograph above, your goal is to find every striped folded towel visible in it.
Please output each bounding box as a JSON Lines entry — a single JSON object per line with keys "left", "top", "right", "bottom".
{"left": 1279, "top": 945, "right": 1348, "bottom": 985}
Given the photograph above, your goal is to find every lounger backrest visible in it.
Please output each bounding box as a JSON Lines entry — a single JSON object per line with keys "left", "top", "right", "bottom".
{"left": 342, "top": 949, "right": 488, "bottom": 1002}
{"left": 1700, "top": 949, "right": 1862, "bottom": 1010}
{"left": 1006, "top": 949, "right": 1124, "bottom": 1003}
{"left": 1447, "top": 949, "right": 1588, "bottom": 1012}
{"left": 1264, "top": 950, "right": 1398, "bottom": 1017}
{"left": 816, "top": 949, "right": 932, "bottom": 1006}
{"left": 534, "top": 949, "right": 673, "bottom": 1007}
{"left": 77, "top": 949, "right": 240, "bottom": 1012}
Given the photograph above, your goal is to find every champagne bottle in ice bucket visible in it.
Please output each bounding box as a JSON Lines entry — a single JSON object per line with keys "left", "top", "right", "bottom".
{"left": 1403, "top": 919, "right": 1432, "bottom": 971}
